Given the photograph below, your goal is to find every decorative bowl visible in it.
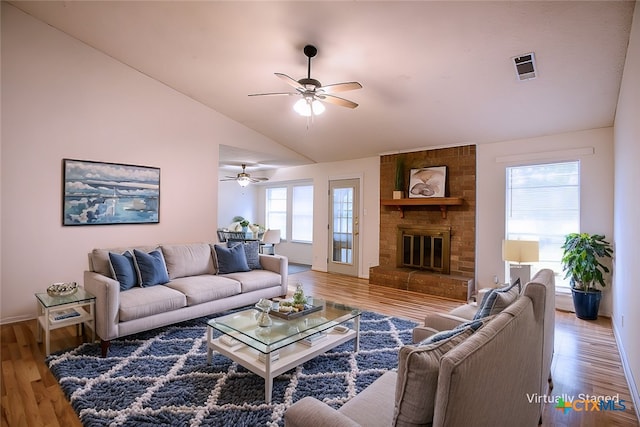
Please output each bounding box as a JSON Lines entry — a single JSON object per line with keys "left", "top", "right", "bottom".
{"left": 47, "top": 282, "right": 78, "bottom": 297}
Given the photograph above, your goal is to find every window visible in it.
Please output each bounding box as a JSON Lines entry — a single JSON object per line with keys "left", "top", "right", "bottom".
{"left": 292, "top": 185, "right": 313, "bottom": 242}
{"left": 265, "top": 182, "right": 314, "bottom": 242}
{"left": 506, "top": 161, "right": 580, "bottom": 289}
{"left": 265, "top": 187, "right": 287, "bottom": 237}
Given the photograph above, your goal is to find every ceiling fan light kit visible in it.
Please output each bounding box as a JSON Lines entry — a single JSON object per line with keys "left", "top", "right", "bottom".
{"left": 220, "top": 164, "right": 269, "bottom": 187}
{"left": 236, "top": 175, "right": 251, "bottom": 187}
{"left": 249, "top": 44, "right": 362, "bottom": 118}
{"left": 293, "top": 97, "right": 325, "bottom": 116}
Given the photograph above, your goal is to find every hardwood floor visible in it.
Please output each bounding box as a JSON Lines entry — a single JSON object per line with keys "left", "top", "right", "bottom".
{"left": 2, "top": 270, "right": 638, "bottom": 426}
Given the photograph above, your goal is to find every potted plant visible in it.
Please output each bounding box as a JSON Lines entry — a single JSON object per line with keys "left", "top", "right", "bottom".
{"left": 393, "top": 156, "right": 405, "bottom": 199}
{"left": 561, "top": 233, "right": 613, "bottom": 320}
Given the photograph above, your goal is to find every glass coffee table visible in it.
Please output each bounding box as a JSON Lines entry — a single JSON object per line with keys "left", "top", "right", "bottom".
{"left": 207, "top": 299, "right": 361, "bottom": 403}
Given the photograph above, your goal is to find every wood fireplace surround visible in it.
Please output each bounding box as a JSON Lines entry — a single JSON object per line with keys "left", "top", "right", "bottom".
{"left": 369, "top": 145, "right": 476, "bottom": 301}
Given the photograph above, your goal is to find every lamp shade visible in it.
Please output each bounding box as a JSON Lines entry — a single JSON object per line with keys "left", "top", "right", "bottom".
{"left": 502, "top": 240, "right": 539, "bottom": 263}
{"left": 262, "top": 229, "right": 281, "bottom": 245}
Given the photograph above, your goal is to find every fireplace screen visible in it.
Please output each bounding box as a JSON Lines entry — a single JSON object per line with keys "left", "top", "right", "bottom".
{"left": 398, "top": 227, "right": 450, "bottom": 273}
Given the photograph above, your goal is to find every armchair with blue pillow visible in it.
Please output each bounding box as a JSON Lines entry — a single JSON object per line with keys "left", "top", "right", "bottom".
{"left": 413, "top": 269, "right": 555, "bottom": 397}
{"left": 413, "top": 278, "right": 522, "bottom": 343}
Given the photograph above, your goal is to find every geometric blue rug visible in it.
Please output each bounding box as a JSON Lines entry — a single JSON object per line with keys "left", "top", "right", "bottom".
{"left": 47, "top": 311, "right": 417, "bottom": 426}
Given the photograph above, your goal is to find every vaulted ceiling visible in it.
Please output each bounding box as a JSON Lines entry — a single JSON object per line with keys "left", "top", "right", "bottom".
{"left": 10, "top": 1, "right": 635, "bottom": 169}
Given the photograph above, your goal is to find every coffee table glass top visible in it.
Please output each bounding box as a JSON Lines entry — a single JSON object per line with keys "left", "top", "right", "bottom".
{"left": 35, "top": 287, "right": 96, "bottom": 308}
{"left": 208, "top": 299, "right": 360, "bottom": 353}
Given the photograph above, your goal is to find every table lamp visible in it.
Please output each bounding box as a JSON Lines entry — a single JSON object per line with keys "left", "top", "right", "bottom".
{"left": 502, "top": 239, "right": 539, "bottom": 284}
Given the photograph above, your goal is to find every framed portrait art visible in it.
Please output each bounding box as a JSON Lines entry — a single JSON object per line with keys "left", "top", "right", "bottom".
{"left": 408, "top": 166, "right": 447, "bottom": 198}
{"left": 62, "top": 159, "right": 160, "bottom": 225}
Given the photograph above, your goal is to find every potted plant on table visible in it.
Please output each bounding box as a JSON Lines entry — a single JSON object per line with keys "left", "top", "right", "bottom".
{"left": 561, "top": 233, "right": 613, "bottom": 320}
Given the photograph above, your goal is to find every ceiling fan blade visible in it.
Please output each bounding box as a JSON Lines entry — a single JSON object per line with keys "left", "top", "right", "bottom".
{"left": 250, "top": 177, "right": 269, "bottom": 182}
{"left": 317, "top": 94, "right": 359, "bottom": 109}
{"left": 248, "top": 92, "right": 297, "bottom": 97}
{"left": 220, "top": 178, "right": 238, "bottom": 181}
{"left": 318, "top": 81, "right": 362, "bottom": 93}
{"left": 275, "top": 73, "right": 304, "bottom": 91}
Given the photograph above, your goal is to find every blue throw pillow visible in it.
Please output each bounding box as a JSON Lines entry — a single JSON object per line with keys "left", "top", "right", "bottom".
{"left": 133, "top": 249, "right": 170, "bottom": 287}
{"left": 230, "top": 241, "right": 262, "bottom": 270}
{"left": 418, "top": 327, "right": 467, "bottom": 345}
{"left": 108, "top": 251, "right": 138, "bottom": 291}
{"left": 214, "top": 244, "right": 250, "bottom": 274}
{"left": 418, "top": 318, "right": 486, "bottom": 346}
{"left": 473, "top": 278, "right": 522, "bottom": 320}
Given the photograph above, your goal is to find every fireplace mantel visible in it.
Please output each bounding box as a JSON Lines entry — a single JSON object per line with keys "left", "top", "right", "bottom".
{"left": 381, "top": 197, "right": 463, "bottom": 218}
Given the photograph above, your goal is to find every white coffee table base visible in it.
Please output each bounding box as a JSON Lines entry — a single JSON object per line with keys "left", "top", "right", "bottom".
{"left": 207, "top": 324, "right": 359, "bottom": 403}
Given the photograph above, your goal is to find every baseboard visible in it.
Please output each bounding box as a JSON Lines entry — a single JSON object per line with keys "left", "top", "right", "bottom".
{"left": 555, "top": 292, "right": 575, "bottom": 312}
{"left": 0, "top": 314, "right": 35, "bottom": 325}
{"left": 612, "top": 321, "right": 640, "bottom": 422}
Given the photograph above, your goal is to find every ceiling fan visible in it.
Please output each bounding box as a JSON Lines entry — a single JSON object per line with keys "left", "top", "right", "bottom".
{"left": 220, "top": 164, "right": 269, "bottom": 187}
{"left": 249, "top": 45, "right": 362, "bottom": 117}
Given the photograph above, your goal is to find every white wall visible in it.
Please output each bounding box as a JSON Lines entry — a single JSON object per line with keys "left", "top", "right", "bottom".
{"left": 613, "top": 0, "right": 640, "bottom": 413}
{"left": 0, "top": 4, "right": 285, "bottom": 323}
{"left": 217, "top": 176, "right": 259, "bottom": 230}
{"left": 265, "top": 157, "right": 380, "bottom": 277}
{"left": 476, "top": 127, "right": 615, "bottom": 314}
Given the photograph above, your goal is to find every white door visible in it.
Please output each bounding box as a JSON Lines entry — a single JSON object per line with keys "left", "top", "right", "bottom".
{"left": 328, "top": 179, "right": 360, "bottom": 276}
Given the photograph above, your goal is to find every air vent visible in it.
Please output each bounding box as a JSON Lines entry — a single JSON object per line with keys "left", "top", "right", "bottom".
{"left": 512, "top": 52, "right": 537, "bottom": 81}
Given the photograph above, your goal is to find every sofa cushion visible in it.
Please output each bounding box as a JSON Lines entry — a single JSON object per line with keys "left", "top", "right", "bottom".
{"left": 165, "top": 275, "right": 242, "bottom": 306}
{"left": 161, "top": 243, "right": 215, "bottom": 279}
{"left": 133, "top": 249, "right": 170, "bottom": 287}
{"left": 394, "top": 327, "right": 476, "bottom": 427}
{"left": 108, "top": 251, "right": 138, "bottom": 291}
{"left": 236, "top": 241, "right": 262, "bottom": 270}
{"left": 338, "top": 370, "right": 398, "bottom": 426}
{"left": 473, "top": 278, "right": 521, "bottom": 320}
{"left": 221, "top": 270, "right": 282, "bottom": 293}
{"left": 214, "top": 244, "right": 250, "bottom": 274}
{"left": 118, "top": 286, "right": 187, "bottom": 322}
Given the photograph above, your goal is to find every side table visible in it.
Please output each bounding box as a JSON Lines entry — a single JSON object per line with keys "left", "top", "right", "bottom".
{"left": 35, "top": 287, "right": 96, "bottom": 356}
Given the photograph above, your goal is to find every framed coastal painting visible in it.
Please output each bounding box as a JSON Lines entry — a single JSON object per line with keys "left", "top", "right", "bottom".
{"left": 62, "top": 159, "right": 160, "bottom": 225}
{"left": 408, "top": 166, "right": 447, "bottom": 198}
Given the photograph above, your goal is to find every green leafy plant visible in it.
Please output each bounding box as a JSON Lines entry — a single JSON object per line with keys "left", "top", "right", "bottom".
{"left": 561, "top": 233, "right": 613, "bottom": 292}
{"left": 292, "top": 283, "right": 307, "bottom": 307}
{"left": 240, "top": 219, "right": 250, "bottom": 227}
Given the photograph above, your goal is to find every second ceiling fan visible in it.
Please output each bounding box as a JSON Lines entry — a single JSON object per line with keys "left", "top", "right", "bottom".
{"left": 249, "top": 45, "right": 362, "bottom": 116}
{"left": 220, "top": 164, "right": 268, "bottom": 187}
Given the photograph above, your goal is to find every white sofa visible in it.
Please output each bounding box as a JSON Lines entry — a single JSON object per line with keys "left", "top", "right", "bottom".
{"left": 84, "top": 242, "right": 288, "bottom": 356}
